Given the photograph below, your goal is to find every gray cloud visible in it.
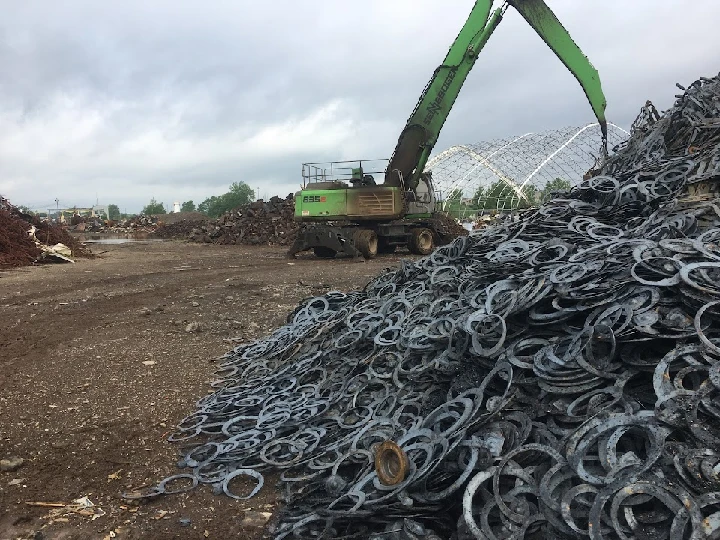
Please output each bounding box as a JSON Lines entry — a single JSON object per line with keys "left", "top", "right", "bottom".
{"left": 1, "top": 0, "right": 718, "bottom": 212}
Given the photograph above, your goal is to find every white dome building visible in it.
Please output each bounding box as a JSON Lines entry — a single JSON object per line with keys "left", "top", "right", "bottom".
{"left": 426, "top": 123, "right": 629, "bottom": 213}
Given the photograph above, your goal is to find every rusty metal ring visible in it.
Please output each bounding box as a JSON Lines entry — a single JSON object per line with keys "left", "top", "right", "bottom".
{"left": 374, "top": 440, "right": 409, "bottom": 486}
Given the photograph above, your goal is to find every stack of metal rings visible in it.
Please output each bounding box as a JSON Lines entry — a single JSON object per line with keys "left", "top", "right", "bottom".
{"left": 132, "top": 74, "right": 720, "bottom": 539}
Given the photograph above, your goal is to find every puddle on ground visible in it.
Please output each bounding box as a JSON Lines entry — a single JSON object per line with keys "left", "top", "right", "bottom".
{"left": 72, "top": 234, "right": 164, "bottom": 244}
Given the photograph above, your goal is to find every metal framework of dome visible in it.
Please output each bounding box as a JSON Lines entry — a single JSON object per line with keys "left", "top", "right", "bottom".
{"left": 426, "top": 123, "right": 630, "bottom": 211}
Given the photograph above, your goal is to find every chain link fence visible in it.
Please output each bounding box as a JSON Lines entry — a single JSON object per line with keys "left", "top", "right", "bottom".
{"left": 427, "top": 123, "right": 629, "bottom": 219}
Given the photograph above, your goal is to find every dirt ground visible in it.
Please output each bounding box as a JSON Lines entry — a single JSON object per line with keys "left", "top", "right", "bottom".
{"left": 0, "top": 240, "right": 414, "bottom": 540}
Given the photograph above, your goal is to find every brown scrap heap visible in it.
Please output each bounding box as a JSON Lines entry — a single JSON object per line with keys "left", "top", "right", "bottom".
{"left": 151, "top": 217, "right": 209, "bottom": 239}
{"left": 0, "top": 196, "right": 92, "bottom": 269}
{"left": 429, "top": 211, "right": 469, "bottom": 241}
{"left": 187, "top": 194, "right": 298, "bottom": 246}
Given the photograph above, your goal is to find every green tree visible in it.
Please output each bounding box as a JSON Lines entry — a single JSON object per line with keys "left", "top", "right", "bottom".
{"left": 198, "top": 182, "right": 255, "bottom": 218}
{"left": 180, "top": 200, "right": 196, "bottom": 212}
{"left": 442, "top": 188, "right": 465, "bottom": 217}
{"left": 447, "top": 188, "right": 463, "bottom": 202}
{"left": 108, "top": 204, "right": 121, "bottom": 220}
{"left": 516, "top": 184, "right": 539, "bottom": 209}
{"left": 472, "top": 185, "right": 485, "bottom": 207}
{"left": 225, "top": 182, "right": 255, "bottom": 209}
{"left": 480, "top": 180, "right": 507, "bottom": 210}
{"left": 521, "top": 183, "right": 538, "bottom": 202}
{"left": 540, "top": 178, "right": 572, "bottom": 202}
{"left": 142, "top": 198, "right": 166, "bottom": 215}
{"left": 486, "top": 180, "right": 508, "bottom": 199}
{"left": 197, "top": 195, "right": 220, "bottom": 216}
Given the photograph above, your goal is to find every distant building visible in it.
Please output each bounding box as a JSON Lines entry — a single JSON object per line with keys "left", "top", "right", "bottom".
{"left": 173, "top": 201, "right": 181, "bottom": 213}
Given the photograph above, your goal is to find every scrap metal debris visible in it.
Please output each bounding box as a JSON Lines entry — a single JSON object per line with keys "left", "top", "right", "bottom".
{"left": 185, "top": 195, "right": 298, "bottom": 246}
{"left": 27, "top": 226, "right": 75, "bottom": 263}
{"left": 68, "top": 212, "right": 209, "bottom": 235}
{"left": 26, "top": 497, "right": 105, "bottom": 520}
{"left": 137, "top": 73, "right": 720, "bottom": 539}
{"left": 150, "top": 217, "right": 209, "bottom": 239}
{"left": 0, "top": 198, "right": 91, "bottom": 269}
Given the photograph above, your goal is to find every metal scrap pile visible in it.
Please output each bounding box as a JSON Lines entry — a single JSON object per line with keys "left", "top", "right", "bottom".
{"left": 69, "top": 214, "right": 158, "bottom": 234}
{"left": 0, "top": 197, "right": 92, "bottom": 268}
{"left": 188, "top": 195, "right": 297, "bottom": 246}
{"left": 148, "top": 212, "right": 210, "bottom": 239}
{"left": 151, "top": 218, "right": 208, "bottom": 239}
{"left": 139, "top": 74, "right": 720, "bottom": 539}
{"left": 473, "top": 213, "right": 506, "bottom": 231}
{"left": 430, "top": 212, "right": 470, "bottom": 242}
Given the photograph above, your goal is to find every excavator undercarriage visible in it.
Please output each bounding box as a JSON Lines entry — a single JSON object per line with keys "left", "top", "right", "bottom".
{"left": 289, "top": 215, "right": 454, "bottom": 260}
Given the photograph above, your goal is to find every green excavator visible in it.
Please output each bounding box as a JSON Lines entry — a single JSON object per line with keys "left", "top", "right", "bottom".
{"left": 288, "top": 0, "right": 608, "bottom": 260}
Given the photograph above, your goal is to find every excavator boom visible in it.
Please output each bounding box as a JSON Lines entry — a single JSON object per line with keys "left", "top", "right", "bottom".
{"left": 384, "top": 0, "right": 497, "bottom": 188}
{"left": 384, "top": 0, "right": 607, "bottom": 188}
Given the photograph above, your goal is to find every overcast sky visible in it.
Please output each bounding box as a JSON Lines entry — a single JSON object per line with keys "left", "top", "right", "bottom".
{"left": 1, "top": 0, "right": 718, "bottom": 213}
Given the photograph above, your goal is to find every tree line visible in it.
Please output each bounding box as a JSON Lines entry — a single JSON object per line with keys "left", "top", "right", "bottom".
{"left": 138, "top": 181, "right": 255, "bottom": 219}
{"left": 443, "top": 177, "right": 571, "bottom": 217}
{"left": 13, "top": 181, "right": 257, "bottom": 221}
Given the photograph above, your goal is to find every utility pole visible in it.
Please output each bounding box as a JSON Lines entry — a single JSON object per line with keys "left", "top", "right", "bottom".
{"left": 255, "top": 187, "right": 260, "bottom": 201}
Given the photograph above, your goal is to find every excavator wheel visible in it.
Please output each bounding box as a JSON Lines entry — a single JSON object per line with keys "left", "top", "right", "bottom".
{"left": 313, "top": 246, "right": 336, "bottom": 259}
{"left": 353, "top": 229, "right": 378, "bottom": 259}
{"left": 408, "top": 228, "right": 434, "bottom": 255}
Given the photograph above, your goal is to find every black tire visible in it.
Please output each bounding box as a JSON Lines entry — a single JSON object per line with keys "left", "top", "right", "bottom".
{"left": 408, "top": 228, "right": 434, "bottom": 255}
{"left": 353, "top": 229, "right": 378, "bottom": 259}
{"left": 314, "top": 246, "right": 336, "bottom": 259}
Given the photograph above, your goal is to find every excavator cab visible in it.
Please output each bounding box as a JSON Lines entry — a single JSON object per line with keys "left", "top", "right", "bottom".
{"left": 405, "top": 173, "right": 436, "bottom": 214}
{"left": 349, "top": 167, "right": 377, "bottom": 187}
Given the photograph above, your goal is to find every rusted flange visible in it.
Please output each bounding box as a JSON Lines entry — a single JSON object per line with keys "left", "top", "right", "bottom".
{"left": 375, "top": 440, "right": 409, "bottom": 486}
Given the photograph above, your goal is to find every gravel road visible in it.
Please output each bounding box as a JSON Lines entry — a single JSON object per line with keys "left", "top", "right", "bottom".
{"left": 0, "top": 240, "right": 413, "bottom": 540}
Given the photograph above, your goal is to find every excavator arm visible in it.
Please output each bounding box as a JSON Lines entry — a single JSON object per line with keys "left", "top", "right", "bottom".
{"left": 384, "top": 0, "right": 607, "bottom": 189}
{"left": 508, "top": 0, "right": 607, "bottom": 139}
